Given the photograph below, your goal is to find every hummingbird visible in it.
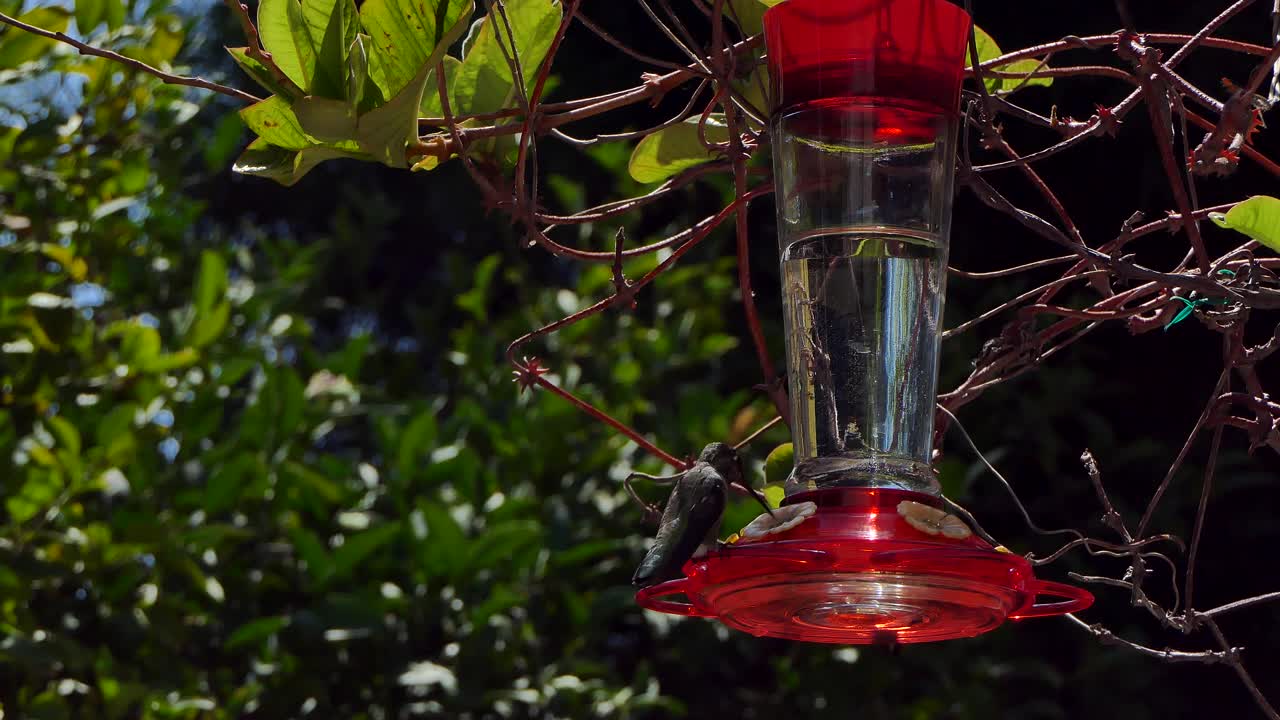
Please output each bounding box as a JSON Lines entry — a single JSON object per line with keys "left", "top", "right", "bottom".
{"left": 631, "top": 442, "right": 774, "bottom": 589}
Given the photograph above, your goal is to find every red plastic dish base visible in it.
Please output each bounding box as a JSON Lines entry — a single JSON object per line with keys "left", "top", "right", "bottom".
{"left": 635, "top": 488, "right": 1092, "bottom": 644}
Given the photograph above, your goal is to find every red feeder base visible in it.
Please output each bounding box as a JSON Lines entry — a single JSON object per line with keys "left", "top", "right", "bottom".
{"left": 635, "top": 488, "right": 1092, "bottom": 644}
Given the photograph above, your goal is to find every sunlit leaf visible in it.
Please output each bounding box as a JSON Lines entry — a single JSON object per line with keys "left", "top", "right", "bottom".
{"left": 763, "top": 442, "right": 793, "bottom": 486}
{"left": 302, "top": 0, "right": 358, "bottom": 99}
{"left": 419, "top": 55, "right": 461, "bottom": 117}
{"left": 725, "top": 0, "right": 766, "bottom": 36}
{"left": 628, "top": 115, "right": 730, "bottom": 183}
{"left": 232, "top": 139, "right": 365, "bottom": 186}
{"left": 972, "top": 26, "right": 1053, "bottom": 95}
{"left": 355, "top": 59, "right": 433, "bottom": 166}
{"left": 240, "top": 96, "right": 313, "bottom": 150}
{"left": 227, "top": 47, "right": 295, "bottom": 99}
{"left": 1210, "top": 196, "right": 1280, "bottom": 252}
{"left": 359, "top": 0, "right": 473, "bottom": 98}
{"left": 257, "top": 0, "right": 311, "bottom": 90}
{"left": 451, "top": 0, "right": 561, "bottom": 116}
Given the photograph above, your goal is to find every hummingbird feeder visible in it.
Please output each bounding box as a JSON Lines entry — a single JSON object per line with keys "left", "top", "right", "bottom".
{"left": 636, "top": 0, "right": 1093, "bottom": 644}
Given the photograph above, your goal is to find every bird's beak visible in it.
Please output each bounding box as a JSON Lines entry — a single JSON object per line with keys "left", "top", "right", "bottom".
{"left": 745, "top": 483, "right": 775, "bottom": 518}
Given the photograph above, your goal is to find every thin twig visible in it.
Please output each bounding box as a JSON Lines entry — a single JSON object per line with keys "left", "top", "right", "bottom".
{"left": 0, "top": 10, "right": 261, "bottom": 103}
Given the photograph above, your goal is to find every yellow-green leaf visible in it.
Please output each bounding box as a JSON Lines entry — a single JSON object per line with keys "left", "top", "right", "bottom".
{"left": 359, "top": 0, "right": 473, "bottom": 98}
{"left": 763, "top": 442, "right": 793, "bottom": 486}
{"left": 1210, "top": 196, "right": 1280, "bottom": 252}
{"left": 355, "top": 5, "right": 471, "bottom": 167}
{"left": 257, "top": 0, "right": 312, "bottom": 90}
{"left": 295, "top": 95, "right": 357, "bottom": 143}
{"left": 240, "top": 96, "right": 312, "bottom": 150}
{"left": 232, "top": 138, "right": 365, "bottom": 186}
{"left": 355, "top": 60, "right": 434, "bottom": 166}
{"left": 301, "top": 0, "right": 357, "bottom": 99}
{"left": 451, "top": 0, "right": 561, "bottom": 116}
{"left": 419, "top": 55, "right": 461, "bottom": 117}
{"left": 972, "top": 26, "right": 1052, "bottom": 95}
{"left": 227, "top": 47, "right": 295, "bottom": 99}
{"left": 628, "top": 115, "right": 730, "bottom": 183}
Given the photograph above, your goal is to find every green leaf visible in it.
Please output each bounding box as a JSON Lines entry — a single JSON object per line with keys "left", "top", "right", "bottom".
{"left": 415, "top": 500, "right": 466, "bottom": 580}
{"left": 354, "top": 59, "right": 432, "bottom": 166}
{"left": 451, "top": 0, "right": 561, "bottom": 116}
{"left": 359, "top": 0, "right": 473, "bottom": 99}
{"left": 102, "top": 0, "right": 123, "bottom": 29}
{"left": 258, "top": 0, "right": 316, "bottom": 91}
{"left": 302, "top": 0, "right": 358, "bottom": 99}
{"left": 762, "top": 485, "right": 785, "bottom": 509}
{"left": 724, "top": 0, "right": 766, "bottom": 36}
{"left": 972, "top": 26, "right": 1052, "bottom": 95}
{"left": 226, "top": 616, "right": 290, "bottom": 651}
{"left": 194, "top": 251, "right": 228, "bottom": 316}
{"left": 189, "top": 301, "right": 230, "bottom": 348}
{"left": 270, "top": 366, "right": 306, "bottom": 442}
{"left": 240, "top": 96, "right": 313, "bottom": 151}
{"left": 419, "top": 55, "right": 461, "bottom": 117}
{"left": 138, "top": 348, "right": 199, "bottom": 373}
{"left": 0, "top": 7, "right": 71, "bottom": 67}
{"left": 7, "top": 470, "right": 64, "bottom": 524}
{"left": 328, "top": 522, "right": 400, "bottom": 583}
{"left": 628, "top": 115, "right": 730, "bottom": 183}
{"left": 295, "top": 96, "right": 357, "bottom": 143}
{"left": 353, "top": 1, "right": 472, "bottom": 166}
{"left": 204, "top": 111, "right": 245, "bottom": 170}
{"left": 347, "top": 33, "right": 370, "bottom": 109}
{"left": 205, "top": 455, "right": 259, "bottom": 514}
{"left": 125, "top": 18, "right": 183, "bottom": 67}
{"left": 96, "top": 404, "right": 137, "bottom": 466}
{"left": 550, "top": 539, "right": 626, "bottom": 569}
{"left": 1210, "top": 196, "right": 1280, "bottom": 252}
{"left": 466, "top": 519, "right": 539, "bottom": 572}
{"left": 763, "top": 442, "right": 793, "bottom": 485}
{"left": 289, "top": 527, "right": 332, "bottom": 581}
{"left": 397, "top": 410, "right": 438, "bottom": 480}
{"left": 1164, "top": 301, "right": 1197, "bottom": 331}
{"left": 189, "top": 251, "right": 229, "bottom": 348}
{"left": 232, "top": 139, "right": 365, "bottom": 186}
{"left": 116, "top": 322, "right": 162, "bottom": 367}
{"left": 46, "top": 415, "right": 81, "bottom": 458}
{"left": 75, "top": 0, "right": 104, "bottom": 33}
{"left": 227, "top": 47, "right": 295, "bottom": 99}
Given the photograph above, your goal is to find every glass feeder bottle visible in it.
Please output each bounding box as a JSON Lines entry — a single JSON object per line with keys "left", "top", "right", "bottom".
{"left": 767, "top": 0, "right": 968, "bottom": 498}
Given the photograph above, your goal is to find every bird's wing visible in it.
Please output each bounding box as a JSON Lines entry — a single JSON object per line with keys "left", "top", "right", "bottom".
{"left": 632, "top": 465, "right": 726, "bottom": 587}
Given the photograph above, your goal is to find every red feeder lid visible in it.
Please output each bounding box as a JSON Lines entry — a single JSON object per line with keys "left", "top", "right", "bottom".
{"left": 636, "top": 489, "right": 1092, "bottom": 644}
{"left": 764, "top": 0, "right": 972, "bottom": 113}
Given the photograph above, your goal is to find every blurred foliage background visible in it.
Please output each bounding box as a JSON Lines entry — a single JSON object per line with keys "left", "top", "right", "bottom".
{"left": 2, "top": 0, "right": 1280, "bottom": 718}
